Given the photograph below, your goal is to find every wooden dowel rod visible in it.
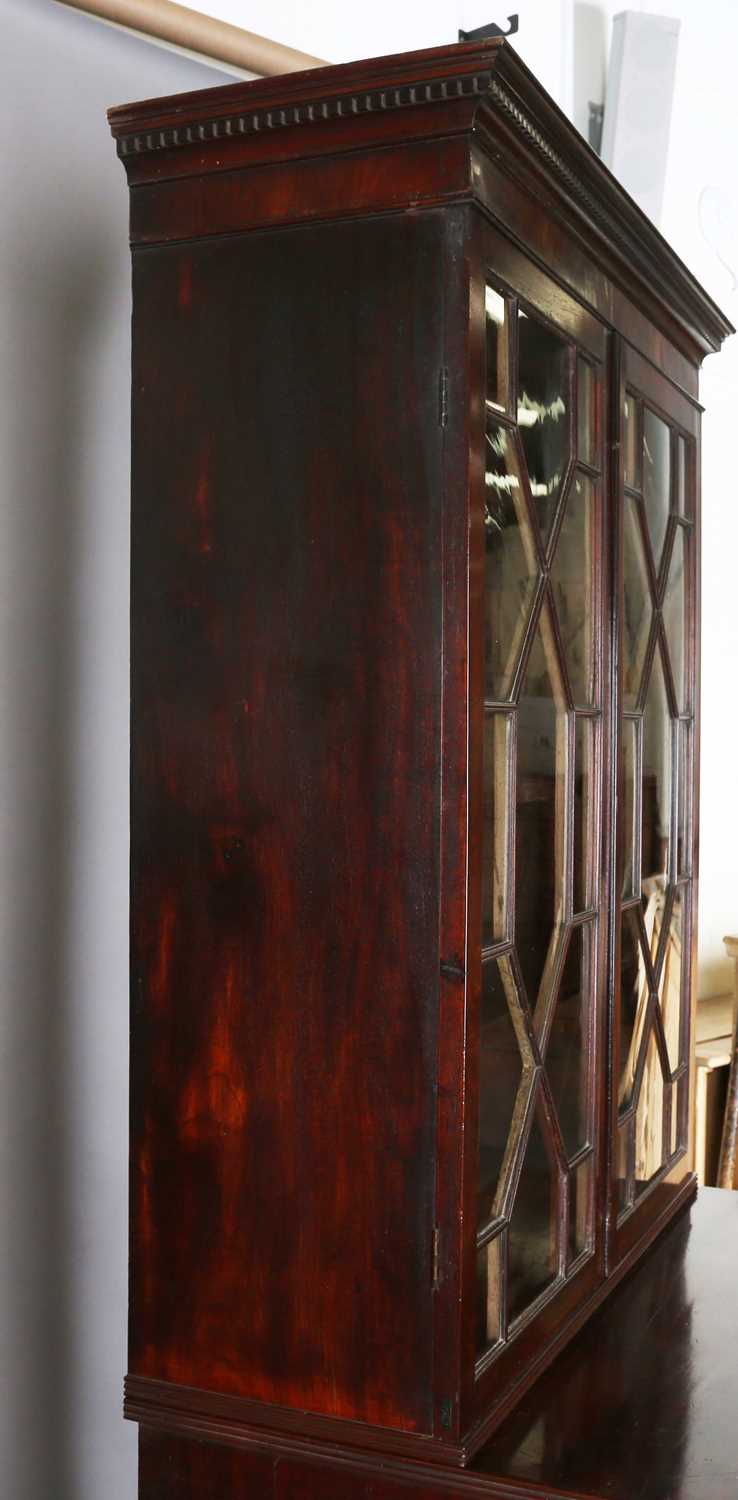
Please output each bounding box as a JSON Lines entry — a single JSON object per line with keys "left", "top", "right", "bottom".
{"left": 56, "top": 0, "right": 326, "bottom": 75}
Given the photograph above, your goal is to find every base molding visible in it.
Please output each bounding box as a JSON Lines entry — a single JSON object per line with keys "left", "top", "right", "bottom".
{"left": 125, "top": 1375, "right": 466, "bottom": 1470}
{"left": 127, "top": 1176, "right": 697, "bottom": 1476}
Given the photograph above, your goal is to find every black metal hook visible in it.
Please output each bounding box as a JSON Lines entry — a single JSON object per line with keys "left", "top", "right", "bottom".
{"left": 458, "top": 15, "right": 519, "bottom": 42}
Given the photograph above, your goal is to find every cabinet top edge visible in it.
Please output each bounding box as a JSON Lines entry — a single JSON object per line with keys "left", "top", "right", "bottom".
{"left": 107, "top": 35, "right": 507, "bottom": 138}
{"left": 107, "top": 37, "right": 733, "bottom": 355}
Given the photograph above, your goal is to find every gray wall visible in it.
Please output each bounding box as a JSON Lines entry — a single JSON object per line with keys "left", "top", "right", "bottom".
{"left": 0, "top": 4, "right": 226, "bottom": 1495}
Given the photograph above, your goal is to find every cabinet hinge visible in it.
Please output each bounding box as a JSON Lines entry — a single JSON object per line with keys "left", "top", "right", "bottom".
{"left": 438, "top": 366, "right": 449, "bottom": 427}
{"left": 432, "top": 1226, "right": 441, "bottom": 1287}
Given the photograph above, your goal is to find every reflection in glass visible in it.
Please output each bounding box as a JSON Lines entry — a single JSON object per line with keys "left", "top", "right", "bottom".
{"left": 476, "top": 1235, "right": 503, "bottom": 1352}
{"left": 577, "top": 358, "right": 595, "bottom": 467}
{"left": 482, "top": 714, "right": 511, "bottom": 947}
{"left": 546, "top": 923, "right": 593, "bottom": 1159}
{"left": 517, "top": 310, "right": 570, "bottom": 542}
{"left": 641, "top": 646, "right": 672, "bottom": 894}
{"left": 478, "top": 957, "right": 529, "bottom": 1225}
{"left": 569, "top": 1156, "right": 593, "bottom": 1264}
{"left": 485, "top": 421, "right": 538, "bottom": 700}
{"left": 635, "top": 1027, "right": 666, "bottom": 1194}
{"left": 642, "top": 870, "right": 666, "bottom": 1007}
{"left": 574, "top": 716, "right": 595, "bottom": 913}
{"left": 620, "top": 907, "right": 648, "bottom": 1111}
{"left": 658, "top": 887, "right": 684, "bottom": 1075}
{"left": 621, "top": 718, "right": 639, "bottom": 901}
{"left": 676, "top": 435, "right": 688, "bottom": 518}
{"left": 624, "top": 394, "right": 640, "bottom": 489}
{"left": 486, "top": 284, "right": 508, "bottom": 414}
{"left": 663, "top": 527, "right": 687, "bottom": 713}
{"left": 675, "top": 1074, "right": 687, "bottom": 1155}
{"left": 616, "top": 1119, "right": 631, "bottom": 1212}
{"left": 622, "top": 495, "right": 651, "bottom": 709}
{"left": 669, "top": 1084, "right": 678, "bottom": 1158}
{"left": 677, "top": 721, "right": 691, "bottom": 878}
{"left": 643, "top": 407, "right": 671, "bottom": 568}
{"left": 508, "top": 1103, "right": 558, "bottom": 1323}
{"left": 550, "top": 473, "right": 594, "bottom": 705}
{"left": 515, "top": 609, "right": 565, "bottom": 1009}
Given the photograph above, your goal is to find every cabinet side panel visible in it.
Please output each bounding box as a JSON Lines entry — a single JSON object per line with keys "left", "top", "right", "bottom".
{"left": 139, "top": 1430, "right": 274, "bottom": 1499}
{"left": 128, "top": 215, "right": 445, "bottom": 1430}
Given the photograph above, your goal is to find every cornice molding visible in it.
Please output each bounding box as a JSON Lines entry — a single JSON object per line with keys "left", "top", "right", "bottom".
{"left": 480, "top": 83, "right": 709, "bottom": 345}
{"left": 108, "top": 38, "right": 734, "bottom": 356}
{"left": 477, "top": 81, "right": 733, "bottom": 358}
{"left": 114, "top": 68, "right": 497, "bottom": 159}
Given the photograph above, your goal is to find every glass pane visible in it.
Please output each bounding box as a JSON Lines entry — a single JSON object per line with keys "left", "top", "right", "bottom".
{"left": 546, "top": 923, "right": 593, "bottom": 1159}
{"left": 550, "top": 472, "right": 594, "bottom": 705}
{"left": 477, "top": 1235, "right": 503, "bottom": 1352}
{"left": 478, "top": 957, "right": 530, "bottom": 1225}
{"left": 675, "top": 1073, "right": 687, "bottom": 1155}
{"left": 619, "top": 907, "right": 649, "bottom": 1111}
{"left": 643, "top": 407, "right": 671, "bottom": 568}
{"left": 577, "top": 357, "right": 595, "bottom": 467}
{"left": 677, "top": 721, "right": 691, "bottom": 878}
{"left": 659, "top": 887, "right": 684, "bottom": 1075}
{"left": 616, "top": 1118, "right": 631, "bottom": 1213}
{"left": 642, "top": 646, "right": 672, "bottom": 896}
{"left": 515, "top": 609, "right": 565, "bottom": 1008}
{"left": 621, "top": 718, "right": 639, "bottom": 901}
{"left": 569, "top": 1156, "right": 593, "bottom": 1264}
{"left": 485, "top": 421, "right": 538, "bottom": 700}
{"left": 641, "top": 872, "right": 666, "bottom": 1024}
{"left": 508, "top": 1103, "right": 559, "bottom": 1323}
{"left": 517, "top": 310, "right": 570, "bottom": 543}
{"left": 486, "top": 284, "right": 508, "bottom": 414}
{"left": 624, "top": 394, "right": 640, "bottom": 490}
{"left": 622, "top": 495, "right": 651, "bottom": 710}
{"left": 482, "top": 714, "right": 511, "bottom": 946}
{"left": 635, "top": 1027, "right": 666, "bottom": 1194}
{"left": 574, "top": 716, "right": 595, "bottom": 913}
{"left": 676, "top": 435, "right": 688, "bottom": 518}
{"left": 663, "top": 527, "right": 687, "bottom": 713}
{"left": 669, "top": 1084, "right": 678, "bottom": 1158}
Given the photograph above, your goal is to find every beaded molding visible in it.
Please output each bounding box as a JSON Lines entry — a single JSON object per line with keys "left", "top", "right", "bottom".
{"left": 116, "top": 69, "right": 496, "bottom": 157}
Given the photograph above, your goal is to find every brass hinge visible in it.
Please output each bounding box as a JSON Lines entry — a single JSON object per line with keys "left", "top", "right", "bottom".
{"left": 432, "top": 1226, "right": 441, "bottom": 1287}
{"left": 438, "top": 366, "right": 449, "bottom": 427}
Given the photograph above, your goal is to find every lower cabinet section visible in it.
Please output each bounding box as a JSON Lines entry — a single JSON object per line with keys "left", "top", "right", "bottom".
{"left": 138, "top": 1190, "right": 738, "bottom": 1500}
{"left": 139, "top": 1432, "right": 274, "bottom": 1500}
{"left": 137, "top": 1430, "right": 519, "bottom": 1500}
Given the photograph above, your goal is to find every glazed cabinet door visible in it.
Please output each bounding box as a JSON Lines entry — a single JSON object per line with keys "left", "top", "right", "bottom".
{"left": 610, "top": 343, "right": 699, "bottom": 1265}
{"left": 460, "top": 220, "right": 611, "bottom": 1439}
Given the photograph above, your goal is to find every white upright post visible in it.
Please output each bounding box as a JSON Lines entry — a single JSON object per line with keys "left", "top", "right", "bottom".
{"left": 601, "top": 11, "right": 680, "bottom": 228}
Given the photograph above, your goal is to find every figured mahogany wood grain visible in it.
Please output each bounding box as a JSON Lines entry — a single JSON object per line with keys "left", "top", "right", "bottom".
{"left": 138, "top": 1190, "right": 738, "bottom": 1499}
{"left": 129, "top": 211, "right": 447, "bottom": 1432}
{"left": 113, "top": 39, "right": 735, "bottom": 1486}
{"left": 139, "top": 1432, "right": 273, "bottom": 1498}
{"left": 128, "top": 137, "right": 471, "bottom": 245}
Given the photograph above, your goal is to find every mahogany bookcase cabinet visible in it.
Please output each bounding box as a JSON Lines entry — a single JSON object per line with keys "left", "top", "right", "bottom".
{"left": 108, "top": 35, "right": 732, "bottom": 1492}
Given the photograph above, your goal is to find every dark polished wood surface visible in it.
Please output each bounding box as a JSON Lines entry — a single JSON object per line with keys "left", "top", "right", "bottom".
{"left": 139, "top": 1190, "right": 738, "bottom": 1499}
{"left": 475, "top": 1187, "right": 738, "bottom": 1499}
{"left": 112, "top": 38, "right": 734, "bottom": 1483}
{"left": 128, "top": 212, "right": 448, "bottom": 1435}
{"left": 107, "top": 36, "right": 731, "bottom": 362}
